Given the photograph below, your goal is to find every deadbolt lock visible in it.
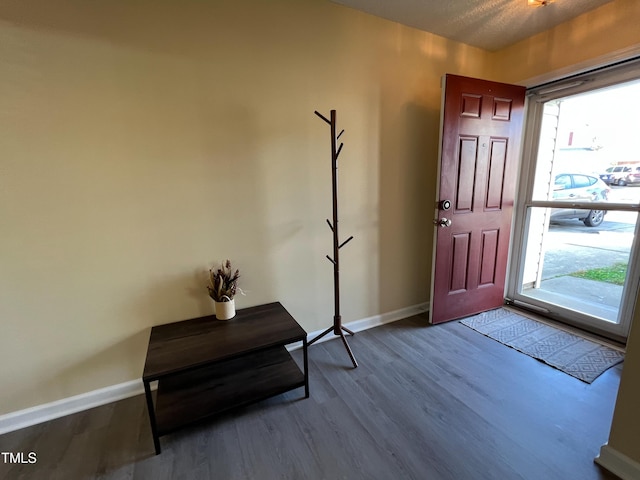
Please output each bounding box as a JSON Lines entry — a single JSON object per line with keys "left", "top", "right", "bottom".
{"left": 439, "top": 199, "right": 452, "bottom": 211}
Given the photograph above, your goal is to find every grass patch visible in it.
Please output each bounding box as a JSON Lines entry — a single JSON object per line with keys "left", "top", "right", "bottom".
{"left": 570, "top": 262, "right": 628, "bottom": 285}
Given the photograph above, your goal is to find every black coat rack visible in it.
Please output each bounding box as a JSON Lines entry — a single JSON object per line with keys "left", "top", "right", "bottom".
{"left": 308, "top": 109, "right": 358, "bottom": 368}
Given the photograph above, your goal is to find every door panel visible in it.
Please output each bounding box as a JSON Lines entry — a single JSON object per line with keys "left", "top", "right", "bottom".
{"left": 487, "top": 139, "right": 507, "bottom": 209}
{"left": 451, "top": 233, "right": 470, "bottom": 293}
{"left": 457, "top": 136, "right": 477, "bottom": 211}
{"left": 479, "top": 229, "right": 499, "bottom": 286}
{"left": 430, "top": 74, "right": 526, "bottom": 324}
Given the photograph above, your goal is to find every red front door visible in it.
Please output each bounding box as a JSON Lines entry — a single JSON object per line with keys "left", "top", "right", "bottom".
{"left": 430, "top": 75, "right": 526, "bottom": 324}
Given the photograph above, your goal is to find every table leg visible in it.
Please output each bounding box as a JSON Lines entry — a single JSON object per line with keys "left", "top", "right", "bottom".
{"left": 303, "top": 338, "right": 309, "bottom": 398}
{"left": 143, "top": 380, "right": 161, "bottom": 455}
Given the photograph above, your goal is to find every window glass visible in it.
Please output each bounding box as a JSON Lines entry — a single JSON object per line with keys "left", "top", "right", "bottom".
{"left": 555, "top": 174, "right": 572, "bottom": 189}
{"left": 572, "top": 175, "right": 591, "bottom": 188}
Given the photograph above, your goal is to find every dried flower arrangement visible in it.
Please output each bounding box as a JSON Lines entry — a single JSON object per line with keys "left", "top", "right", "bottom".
{"left": 207, "top": 260, "right": 240, "bottom": 302}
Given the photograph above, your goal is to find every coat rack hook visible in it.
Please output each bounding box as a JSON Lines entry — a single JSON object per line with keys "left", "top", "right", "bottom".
{"left": 314, "top": 111, "right": 331, "bottom": 125}
{"left": 339, "top": 236, "right": 354, "bottom": 249}
{"left": 326, "top": 219, "right": 334, "bottom": 231}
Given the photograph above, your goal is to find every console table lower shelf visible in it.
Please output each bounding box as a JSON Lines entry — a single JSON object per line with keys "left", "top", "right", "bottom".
{"left": 142, "top": 302, "right": 309, "bottom": 454}
{"left": 155, "top": 346, "right": 305, "bottom": 436}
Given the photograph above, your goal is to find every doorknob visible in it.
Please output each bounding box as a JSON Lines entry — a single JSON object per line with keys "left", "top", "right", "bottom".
{"left": 433, "top": 217, "right": 452, "bottom": 227}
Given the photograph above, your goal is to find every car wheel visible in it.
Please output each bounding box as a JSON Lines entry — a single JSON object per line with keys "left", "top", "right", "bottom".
{"left": 619, "top": 178, "right": 627, "bottom": 186}
{"left": 584, "top": 210, "right": 604, "bottom": 227}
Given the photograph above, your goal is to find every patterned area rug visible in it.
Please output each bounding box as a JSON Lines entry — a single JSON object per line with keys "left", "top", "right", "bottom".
{"left": 460, "top": 308, "right": 624, "bottom": 383}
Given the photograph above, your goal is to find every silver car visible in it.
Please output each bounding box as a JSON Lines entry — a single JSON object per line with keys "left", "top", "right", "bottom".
{"left": 600, "top": 165, "right": 632, "bottom": 185}
{"left": 550, "top": 173, "right": 610, "bottom": 227}
{"left": 622, "top": 166, "right": 640, "bottom": 185}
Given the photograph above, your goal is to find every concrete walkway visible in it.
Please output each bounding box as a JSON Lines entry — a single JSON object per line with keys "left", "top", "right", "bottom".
{"left": 521, "top": 216, "right": 633, "bottom": 323}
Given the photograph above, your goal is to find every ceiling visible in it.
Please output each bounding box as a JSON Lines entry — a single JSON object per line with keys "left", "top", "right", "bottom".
{"left": 330, "top": 0, "right": 615, "bottom": 51}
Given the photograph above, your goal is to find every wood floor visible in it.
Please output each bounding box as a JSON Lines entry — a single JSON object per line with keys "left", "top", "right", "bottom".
{"left": 0, "top": 314, "right": 622, "bottom": 480}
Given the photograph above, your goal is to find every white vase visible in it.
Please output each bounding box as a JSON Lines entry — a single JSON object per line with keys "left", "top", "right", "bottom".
{"left": 215, "top": 298, "right": 236, "bottom": 320}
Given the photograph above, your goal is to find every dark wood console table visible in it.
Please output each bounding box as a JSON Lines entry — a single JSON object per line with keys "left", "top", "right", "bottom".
{"left": 142, "top": 302, "right": 308, "bottom": 454}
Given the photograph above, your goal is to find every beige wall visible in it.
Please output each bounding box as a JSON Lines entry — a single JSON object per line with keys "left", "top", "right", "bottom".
{"left": 608, "top": 309, "right": 640, "bottom": 463}
{"left": 0, "top": 0, "right": 490, "bottom": 414}
{"left": 3, "top": 0, "right": 640, "bottom": 468}
{"left": 490, "top": 0, "right": 640, "bottom": 85}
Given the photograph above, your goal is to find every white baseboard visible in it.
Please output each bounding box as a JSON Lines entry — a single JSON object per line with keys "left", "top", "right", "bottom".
{"left": 595, "top": 443, "right": 640, "bottom": 480}
{"left": 0, "top": 302, "right": 429, "bottom": 435}
{"left": 287, "top": 301, "right": 430, "bottom": 350}
{"left": 0, "top": 379, "right": 146, "bottom": 435}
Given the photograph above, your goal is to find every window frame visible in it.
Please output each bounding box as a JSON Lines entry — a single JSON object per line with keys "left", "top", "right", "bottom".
{"left": 506, "top": 58, "right": 640, "bottom": 342}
